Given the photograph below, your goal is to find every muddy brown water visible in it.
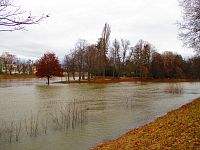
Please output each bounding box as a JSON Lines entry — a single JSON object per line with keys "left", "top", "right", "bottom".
{"left": 0, "top": 78, "right": 200, "bottom": 150}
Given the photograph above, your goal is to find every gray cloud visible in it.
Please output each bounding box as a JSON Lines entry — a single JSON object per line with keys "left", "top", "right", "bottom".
{"left": 0, "top": 0, "right": 195, "bottom": 60}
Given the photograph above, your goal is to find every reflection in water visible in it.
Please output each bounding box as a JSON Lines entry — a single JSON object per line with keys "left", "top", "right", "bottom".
{"left": 0, "top": 80, "right": 200, "bottom": 150}
{"left": 35, "top": 85, "right": 66, "bottom": 113}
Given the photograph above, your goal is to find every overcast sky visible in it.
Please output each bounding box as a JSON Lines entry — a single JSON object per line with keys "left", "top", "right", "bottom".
{"left": 0, "top": 0, "right": 195, "bottom": 60}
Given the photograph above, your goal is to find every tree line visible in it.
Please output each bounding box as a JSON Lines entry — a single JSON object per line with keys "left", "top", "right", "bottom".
{"left": 62, "top": 23, "right": 200, "bottom": 82}
{"left": 1, "top": 23, "right": 200, "bottom": 81}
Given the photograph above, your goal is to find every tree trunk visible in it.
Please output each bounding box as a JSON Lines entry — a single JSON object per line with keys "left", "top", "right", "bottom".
{"left": 103, "top": 69, "right": 105, "bottom": 79}
{"left": 88, "top": 72, "right": 90, "bottom": 81}
{"left": 112, "top": 68, "right": 115, "bottom": 78}
{"left": 47, "top": 76, "right": 50, "bottom": 85}
{"left": 5, "top": 64, "right": 7, "bottom": 74}
{"left": 79, "top": 71, "right": 81, "bottom": 82}
{"left": 65, "top": 72, "right": 67, "bottom": 82}
{"left": 82, "top": 72, "right": 85, "bottom": 80}
{"left": 92, "top": 73, "right": 96, "bottom": 80}
{"left": 67, "top": 73, "right": 70, "bottom": 82}
{"left": 72, "top": 72, "right": 75, "bottom": 80}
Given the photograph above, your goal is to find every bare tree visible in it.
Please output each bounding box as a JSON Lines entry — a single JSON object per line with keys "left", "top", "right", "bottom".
{"left": 173, "top": 54, "right": 184, "bottom": 78}
{"left": 0, "top": 0, "right": 48, "bottom": 31}
{"left": 161, "top": 51, "right": 184, "bottom": 78}
{"left": 110, "top": 39, "right": 120, "bottom": 78}
{"left": 74, "top": 39, "right": 88, "bottom": 82}
{"left": 16, "top": 58, "right": 23, "bottom": 74}
{"left": 84, "top": 44, "right": 98, "bottom": 81}
{"left": 178, "top": 0, "right": 200, "bottom": 53}
{"left": 190, "top": 56, "right": 200, "bottom": 78}
{"left": 97, "top": 23, "right": 111, "bottom": 77}
{"left": 162, "top": 51, "right": 175, "bottom": 78}
{"left": 133, "top": 40, "right": 154, "bottom": 78}
{"left": 0, "top": 55, "right": 3, "bottom": 73}
{"left": 7, "top": 54, "right": 16, "bottom": 75}
{"left": 151, "top": 52, "right": 164, "bottom": 78}
{"left": 26, "top": 59, "right": 34, "bottom": 75}
{"left": 121, "top": 39, "right": 130, "bottom": 76}
{"left": 132, "top": 40, "right": 143, "bottom": 77}
{"left": 21, "top": 61, "right": 27, "bottom": 74}
{"left": 63, "top": 54, "right": 71, "bottom": 82}
{"left": 70, "top": 53, "right": 76, "bottom": 80}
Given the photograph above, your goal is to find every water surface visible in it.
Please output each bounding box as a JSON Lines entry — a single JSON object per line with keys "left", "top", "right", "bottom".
{"left": 0, "top": 79, "right": 200, "bottom": 150}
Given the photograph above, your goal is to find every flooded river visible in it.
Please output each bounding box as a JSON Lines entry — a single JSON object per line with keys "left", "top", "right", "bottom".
{"left": 0, "top": 78, "right": 200, "bottom": 150}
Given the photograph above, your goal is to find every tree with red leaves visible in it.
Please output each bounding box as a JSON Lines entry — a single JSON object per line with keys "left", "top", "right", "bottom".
{"left": 36, "top": 52, "right": 63, "bottom": 85}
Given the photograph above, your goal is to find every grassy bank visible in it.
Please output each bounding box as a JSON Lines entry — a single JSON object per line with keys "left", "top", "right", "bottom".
{"left": 0, "top": 74, "right": 36, "bottom": 79}
{"left": 91, "top": 98, "right": 200, "bottom": 150}
{"left": 58, "top": 77, "right": 200, "bottom": 84}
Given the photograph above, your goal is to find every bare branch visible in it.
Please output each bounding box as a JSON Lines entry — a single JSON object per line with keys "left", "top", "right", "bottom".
{"left": 0, "top": 0, "right": 48, "bottom": 32}
{"left": 178, "top": 0, "right": 200, "bottom": 53}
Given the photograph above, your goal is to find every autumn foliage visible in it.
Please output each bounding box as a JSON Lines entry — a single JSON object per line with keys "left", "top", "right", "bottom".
{"left": 36, "top": 52, "right": 63, "bottom": 84}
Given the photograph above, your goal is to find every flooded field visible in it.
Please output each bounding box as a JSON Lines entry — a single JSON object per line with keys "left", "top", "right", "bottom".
{"left": 0, "top": 78, "right": 200, "bottom": 150}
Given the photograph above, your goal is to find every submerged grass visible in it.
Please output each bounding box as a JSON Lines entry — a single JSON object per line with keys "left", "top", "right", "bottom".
{"left": 164, "top": 84, "right": 183, "bottom": 94}
{"left": 0, "top": 100, "right": 88, "bottom": 144}
{"left": 91, "top": 98, "right": 200, "bottom": 150}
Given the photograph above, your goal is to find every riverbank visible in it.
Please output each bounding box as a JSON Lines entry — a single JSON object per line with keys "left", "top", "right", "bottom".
{"left": 0, "top": 74, "right": 36, "bottom": 79}
{"left": 58, "top": 77, "right": 200, "bottom": 84}
{"left": 1, "top": 75, "right": 199, "bottom": 83}
{"left": 91, "top": 98, "right": 200, "bottom": 149}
